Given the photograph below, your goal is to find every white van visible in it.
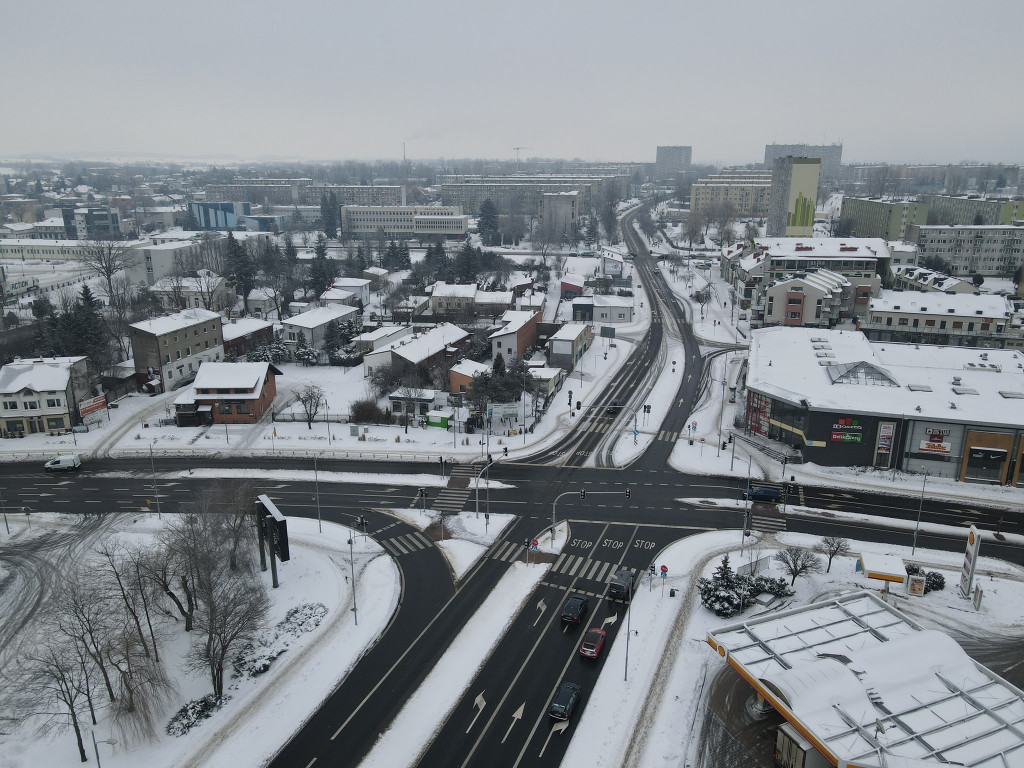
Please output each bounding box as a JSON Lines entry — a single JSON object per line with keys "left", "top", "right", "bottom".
{"left": 44, "top": 454, "right": 81, "bottom": 472}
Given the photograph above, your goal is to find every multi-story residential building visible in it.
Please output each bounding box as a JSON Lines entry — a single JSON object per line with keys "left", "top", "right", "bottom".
{"left": 206, "top": 178, "right": 312, "bottom": 206}
{"left": 891, "top": 265, "right": 973, "bottom": 294}
{"left": 766, "top": 157, "right": 820, "bottom": 238}
{"left": 489, "top": 310, "right": 540, "bottom": 361}
{"left": 125, "top": 231, "right": 271, "bottom": 287}
{"left": 546, "top": 323, "right": 592, "bottom": 371}
{"left": 759, "top": 269, "right": 851, "bottom": 328}
{"left": 764, "top": 143, "right": 842, "bottom": 182}
{"left": 339, "top": 206, "right": 469, "bottom": 238}
{"left": 839, "top": 198, "right": 929, "bottom": 240}
{"left": 542, "top": 191, "right": 580, "bottom": 235}
{"left": 149, "top": 270, "right": 233, "bottom": 312}
{"left": 439, "top": 175, "right": 624, "bottom": 215}
{"left": 130, "top": 308, "right": 224, "bottom": 391}
{"left": 859, "top": 291, "right": 1021, "bottom": 349}
{"left": 0, "top": 356, "right": 90, "bottom": 435}
{"left": 888, "top": 242, "right": 918, "bottom": 268}
{"left": 305, "top": 185, "right": 405, "bottom": 207}
{"left": 222, "top": 317, "right": 274, "bottom": 360}
{"left": 329, "top": 277, "right": 372, "bottom": 307}
{"left": 923, "top": 195, "right": 1024, "bottom": 226}
{"left": 908, "top": 223, "right": 1024, "bottom": 277}
{"left": 654, "top": 146, "right": 693, "bottom": 180}
{"left": 727, "top": 237, "right": 887, "bottom": 310}
{"left": 73, "top": 206, "right": 122, "bottom": 239}
{"left": 689, "top": 170, "right": 773, "bottom": 218}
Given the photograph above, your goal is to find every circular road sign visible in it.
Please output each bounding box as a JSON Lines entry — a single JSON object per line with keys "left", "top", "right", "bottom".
{"left": 660, "top": 565, "right": 668, "bottom": 574}
{"left": 700, "top": 437, "right": 705, "bottom": 443}
{"left": 531, "top": 539, "right": 538, "bottom": 547}
{"left": 691, "top": 420, "right": 697, "bottom": 427}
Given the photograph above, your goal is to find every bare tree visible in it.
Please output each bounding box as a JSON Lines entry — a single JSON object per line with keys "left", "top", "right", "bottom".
{"left": 743, "top": 221, "right": 760, "bottom": 248}
{"left": 106, "top": 274, "right": 138, "bottom": 360}
{"left": 97, "top": 542, "right": 155, "bottom": 661}
{"left": 685, "top": 211, "right": 704, "bottom": 249}
{"left": 298, "top": 383, "right": 325, "bottom": 429}
{"left": 193, "top": 269, "right": 225, "bottom": 311}
{"left": 142, "top": 541, "right": 195, "bottom": 632}
{"left": 395, "top": 376, "right": 425, "bottom": 434}
{"left": 813, "top": 536, "right": 851, "bottom": 574}
{"left": 54, "top": 576, "right": 118, "bottom": 703}
{"left": 772, "top": 547, "right": 823, "bottom": 585}
{"left": 82, "top": 237, "right": 140, "bottom": 304}
{"left": 21, "top": 640, "right": 94, "bottom": 762}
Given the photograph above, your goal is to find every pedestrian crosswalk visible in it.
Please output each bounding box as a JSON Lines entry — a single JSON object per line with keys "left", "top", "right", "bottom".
{"left": 379, "top": 530, "right": 434, "bottom": 556}
{"left": 751, "top": 514, "right": 787, "bottom": 532}
{"left": 655, "top": 430, "right": 680, "bottom": 442}
{"left": 430, "top": 487, "right": 471, "bottom": 514}
{"left": 489, "top": 544, "right": 638, "bottom": 585}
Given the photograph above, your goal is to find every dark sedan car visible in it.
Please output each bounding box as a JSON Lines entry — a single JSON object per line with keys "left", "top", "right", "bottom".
{"left": 561, "top": 595, "right": 589, "bottom": 624}
{"left": 548, "top": 681, "right": 582, "bottom": 721}
{"left": 579, "top": 628, "right": 607, "bottom": 659}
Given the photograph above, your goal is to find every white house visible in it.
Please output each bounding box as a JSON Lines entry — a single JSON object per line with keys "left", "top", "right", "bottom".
{"left": 0, "top": 356, "right": 90, "bottom": 435}
{"left": 330, "top": 277, "right": 372, "bottom": 307}
{"left": 280, "top": 304, "right": 359, "bottom": 358}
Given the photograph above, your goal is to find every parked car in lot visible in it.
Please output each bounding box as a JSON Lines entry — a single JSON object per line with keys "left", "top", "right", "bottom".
{"left": 579, "top": 628, "right": 606, "bottom": 659}
{"left": 560, "top": 595, "right": 589, "bottom": 624}
{"left": 44, "top": 454, "right": 81, "bottom": 472}
{"left": 547, "top": 681, "right": 582, "bottom": 721}
{"left": 744, "top": 485, "right": 782, "bottom": 503}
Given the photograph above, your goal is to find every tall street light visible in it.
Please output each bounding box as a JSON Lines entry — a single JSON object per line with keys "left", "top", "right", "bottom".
{"left": 912, "top": 471, "right": 928, "bottom": 555}
{"left": 313, "top": 453, "right": 322, "bottom": 532}
{"left": 149, "top": 440, "right": 162, "bottom": 518}
{"left": 348, "top": 534, "right": 358, "bottom": 625}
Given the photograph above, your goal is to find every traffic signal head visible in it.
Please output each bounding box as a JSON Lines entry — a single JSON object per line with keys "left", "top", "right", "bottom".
{"left": 576, "top": 401, "right": 581, "bottom": 411}
{"left": 625, "top": 488, "right": 631, "bottom": 499}
{"left": 580, "top": 489, "right": 586, "bottom": 499}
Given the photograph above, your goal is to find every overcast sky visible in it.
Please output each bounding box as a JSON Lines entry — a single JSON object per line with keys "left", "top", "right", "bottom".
{"left": 4, "top": 0, "right": 1021, "bottom": 166}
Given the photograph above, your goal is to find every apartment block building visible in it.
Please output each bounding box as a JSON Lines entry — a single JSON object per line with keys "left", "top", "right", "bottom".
{"left": 542, "top": 191, "right": 580, "bottom": 235}
{"left": 206, "top": 178, "right": 312, "bottom": 206}
{"left": 908, "top": 223, "right": 1024, "bottom": 277}
{"left": 766, "top": 157, "right": 820, "bottom": 238}
{"left": 305, "top": 185, "right": 405, "bottom": 207}
{"left": 690, "top": 170, "right": 773, "bottom": 217}
{"left": 764, "top": 143, "right": 842, "bottom": 182}
{"left": 760, "top": 269, "right": 851, "bottom": 328}
{"left": 654, "top": 146, "right": 693, "bottom": 180}
{"left": 891, "top": 265, "right": 973, "bottom": 294}
{"left": 439, "top": 175, "right": 623, "bottom": 215}
{"left": 839, "top": 198, "right": 929, "bottom": 240}
{"left": 860, "top": 291, "right": 1021, "bottom": 349}
{"left": 923, "top": 195, "right": 1024, "bottom": 226}
{"left": 129, "top": 308, "right": 224, "bottom": 391}
{"left": 339, "top": 206, "right": 469, "bottom": 238}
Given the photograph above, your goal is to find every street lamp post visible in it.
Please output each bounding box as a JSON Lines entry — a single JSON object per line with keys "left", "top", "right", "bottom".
{"left": 717, "top": 378, "right": 727, "bottom": 457}
{"left": 313, "top": 454, "right": 322, "bottom": 533}
{"left": 912, "top": 471, "right": 928, "bottom": 555}
{"left": 149, "top": 441, "right": 162, "bottom": 519}
{"left": 348, "top": 534, "right": 358, "bottom": 625}
{"left": 1, "top": 488, "right": 8, "bottom": 535}
{"left": 91, "top": 731, "right": 118, "bottom": 768}
{"left": 324, "top": 399, "right": 332, "bottom": 443}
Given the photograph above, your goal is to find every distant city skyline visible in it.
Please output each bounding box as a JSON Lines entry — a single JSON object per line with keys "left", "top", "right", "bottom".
{"left": 3, "top": 0, "right": 1021, "bottom": 166}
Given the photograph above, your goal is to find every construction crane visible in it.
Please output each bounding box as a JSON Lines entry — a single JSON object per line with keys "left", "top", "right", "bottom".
{"left": 513, "top": 146, "right": 531, "bottom": 168}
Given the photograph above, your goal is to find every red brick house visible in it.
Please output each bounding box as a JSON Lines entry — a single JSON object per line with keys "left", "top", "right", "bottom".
{"left": 174, "top": 362, "right": 281, "bottom": 426}
{"left": 222, "top": 317, "right": 275, "bottom": 359}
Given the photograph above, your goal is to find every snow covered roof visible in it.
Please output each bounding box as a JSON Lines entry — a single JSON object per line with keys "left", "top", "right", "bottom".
{"left": 193, "top": 362, "right": 278, "bottom": 395}
{"left": 747, "top": 237, "right": 890, "bottom": 267}
{"left": 353, "top": 325, "right": 408, "bottom": 344}
{"left": 151, "top": 270, "right": 224, "bottom": 294}
{"left": 561, "top": 274, "right": 586, "bottom": 288}
{"left": 708, "top": 591, "right": 1024, "bottom": 768}
{"left": 221, "top": 317, "right": 273, "bottom": 341}
{"left": 363, "top": 267, "right": 388, "bottom": 277}
{"left": 770, "top": 268, "right": 849, "bottom": 294}
{"left": 319, "top": 287, "right": 354, "bottom": 302}
{"left": 549, "top": 323, "right": 590, "bottom": 342}
{"left": 893, "top": 265, "right": 971, "bottom": 292}
{"left": 528, "top": 366, "right": 563, "bottom": 380}
{"left": 0, "top": 357, "right": 85, "bottom": 395}
{"left": 331, "top": 277, "right": 371, "bottom": 289}
{"left": 870, "top": 290, "right": 1011, "bottom": 318}
{"left": 130, "top": 308, "right": 222, "bottom": 336}
{"left": 747, "top": 326, "right": 1024, "bottom": 427}
{"left": 572, "top": 295, "right": 634, "bottom": 308}
{"left": 247, "top": 287, "right": 279, "bottom": 301}
{"left": 431, "top": 281, "right": 477, "bottom": 298}
{"left": 475, "top": 290, "right": 514, "bottom": 305}
{"left": 282, "top": 304, "right": 356, "bottom": 329}
{"left": 376, "top": 323, "right": 469, "bottom": 365}
{"left": 489, "top": 310, "right": 538, "bottom": 339}
{"left": 450, "top": 360, "right": 490, "bottom": 378}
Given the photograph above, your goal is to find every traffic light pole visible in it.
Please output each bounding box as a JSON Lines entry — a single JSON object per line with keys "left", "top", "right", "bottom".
{"left": 551, "top": 488, "right": 633, "bottom": 542}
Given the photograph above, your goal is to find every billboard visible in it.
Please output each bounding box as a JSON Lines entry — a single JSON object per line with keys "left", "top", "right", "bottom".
{"left": 958, "top": 525, "right": 981, "bottom": 598}
{"left": 79, "top": 394, "right": 107, "bottom": 418}
{"left": 831, "top": 416, "right": 863, "bottom": 443}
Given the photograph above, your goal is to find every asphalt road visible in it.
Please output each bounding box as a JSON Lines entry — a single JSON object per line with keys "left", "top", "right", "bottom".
{"left": 0, "top": 206, "right": 1021, "bottom": 767}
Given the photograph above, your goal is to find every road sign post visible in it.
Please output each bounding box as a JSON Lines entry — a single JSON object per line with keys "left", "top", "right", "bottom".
{"left": 660, "top": 564, "right": 668, "bottom": 596}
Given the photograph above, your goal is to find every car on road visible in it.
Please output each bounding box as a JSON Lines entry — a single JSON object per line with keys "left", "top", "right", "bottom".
{"left": 744, "top": 485, "right": 782, "bottom": 503}
{"left": 547, "top": 681, "right": 582, "bottom": 720}
{"left": 605, "top": 400, "right": 621, "bottom": 415}
{"left": 579, "top": 628, "right": 606, "bottom": 659}
{"left": 607, "top": 569, "right": 636, "bottom": 601}
{"left": 561, "top": 595, "right": 589, "bottom": 624}
{"left": 44, "top": 454, "right": 81, "bottom": 472}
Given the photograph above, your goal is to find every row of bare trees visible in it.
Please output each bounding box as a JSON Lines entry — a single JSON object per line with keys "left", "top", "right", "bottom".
{"left": 5, "top": 482, "right": 268, "bottom": 762}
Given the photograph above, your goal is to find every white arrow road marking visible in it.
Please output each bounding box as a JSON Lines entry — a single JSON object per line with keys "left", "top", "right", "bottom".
{"left": 466, "top": 692, "right": 486, "bottom": 733}
{"left": 540, "top": 719, "right": 570, "bottom": 757}
{"left": 501, "top": 703, "right": 525, "bottom": 744}
{"left": 533, "top": 599, "right": 547, "bottom": 627}
{"left": 602, "top": 613, "right": 618, "bottom": 629}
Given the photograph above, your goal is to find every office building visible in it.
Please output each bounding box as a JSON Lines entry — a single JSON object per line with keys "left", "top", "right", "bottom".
{"left": 190, "top": 202, "right": 251, "bottom": 230}
{"left": 654, "top": 146, "right": 692, "bottom": 180}
{"left": 339, "top": 206, "right": 469, "bottom": 238}
{"left": 439, "top": 175, "right": 624, "bottom": 215}
{"left": 766, "top": 157, "right": 820, "bottom": 238}
{"left": 764, "top": 143, "right": 842, "bottom": 182}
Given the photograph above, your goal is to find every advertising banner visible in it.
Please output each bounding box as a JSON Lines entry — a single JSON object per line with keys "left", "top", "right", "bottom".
{"left": 875, "top": 422, "right": 894, "bottom": 454}
{"left": 958, "top": 525, "right": 981, "bottom": 598}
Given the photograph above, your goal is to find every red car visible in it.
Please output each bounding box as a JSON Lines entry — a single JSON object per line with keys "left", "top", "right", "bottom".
{"left": 579, "top": 628, "right": 606, "bottom": 659}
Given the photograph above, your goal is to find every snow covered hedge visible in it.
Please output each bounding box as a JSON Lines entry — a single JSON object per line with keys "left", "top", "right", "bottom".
{"left": 166, "top": 694, "right": 231, "bottom": 737}
{"left": 232, "top": 603, "right": 328, "bottom": 678}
